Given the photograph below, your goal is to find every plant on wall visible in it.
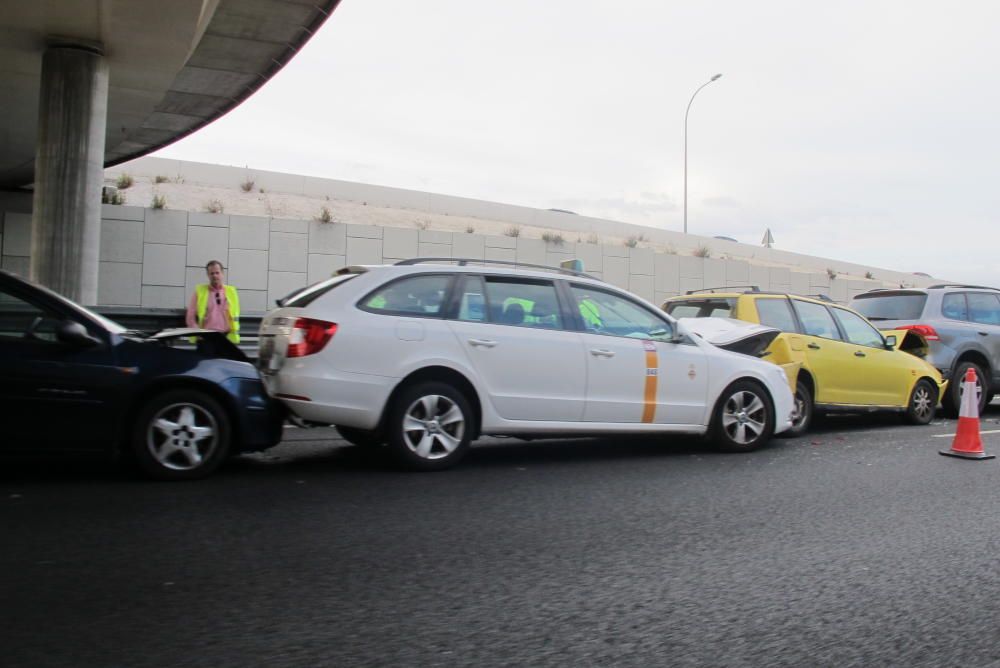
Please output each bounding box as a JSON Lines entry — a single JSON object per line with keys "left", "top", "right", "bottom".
{"left": 586, "top": 233, "right": 600, "bottom": 244}
{"left": 693, "top": 245, "right": 711, "bottom": 258}
{"left": 316, "top": 206, "right": 335, "bottom": 223}
{"left": 542, "top": 231, "right": 565, "bottom": 245}
{"left": 415, "top": 219, "right": 431, "bottom": 230}
{"left": 151, "top": 194, "right": 166, "bottom": 210}
{"left": 865, "top": 271, "right": 874, "bottom": 279}
{"left": 503, "top": 225, "right": 521, "bottom": 237}
{"left": 204, "top": 199, "right": 224, "bottom": 214}
{"left": 624, "top": 236, "right": 639, "bottom": 248}
{"left": 465, "top": 225, "right": 475, "bottom": 234}
{"left": 827, "top": 267, "right": 838, "bottom": 280}
{"left": 154, "top": 175, "right": 169, "bottom": 184}
{"left": 240, "top": 176, "right": 255, "bottom": 192}
{"left": 115, "top": 173, "right": 134, "bottom": 189}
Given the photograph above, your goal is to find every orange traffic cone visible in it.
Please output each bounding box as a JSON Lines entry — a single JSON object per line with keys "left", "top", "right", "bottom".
{"left": 940, "top": 367, "right": 995, "bottom": 460}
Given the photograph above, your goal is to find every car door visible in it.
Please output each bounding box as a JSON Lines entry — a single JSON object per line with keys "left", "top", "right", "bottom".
{"left": 789, "top": 299, "right": 859, "bottom": 405}
{"left": 568, "top": 283, "right": 708, "bottom": 425}
{"left": 445, "top": 275, "right": 587, "bottom": 421}
{"left": 830, "top": 306, "right": 907, "bottom": 405}
{"left": 0, "top": 282, "right": 122, "bottom": 452}
{"left": 965, "top": 292, "right": 1000, "bottom": 384}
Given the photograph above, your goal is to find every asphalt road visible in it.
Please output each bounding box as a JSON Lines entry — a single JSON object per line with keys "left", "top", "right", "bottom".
{"left": 6, "top": 407, "right": 1000, "bottom": 667}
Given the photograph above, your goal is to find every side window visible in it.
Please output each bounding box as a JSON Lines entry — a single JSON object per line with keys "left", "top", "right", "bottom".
{"left": 967, "top": 293, "right": 1000, "bottom": 325}
{"left": 570, "top": 285, "right": 672, "bottom": 340}
{"left": 792, "top": 300, "right": 841, "bottom": 340}
{"left": 941, "top": 293, "right": 968, "bottom": 320}
{"left": 832, "top": 308, "right": 884, "bottom": 348}
{"left": 0, "top": 289, "right": 61, "bottom": 342}
{"left": 362, "top": 274, "right": 451, "bottom": 316}
{"left": 482, "top": 278, "right": 564, "bottom": 330}
{"left": 754, "top": 298, "right": 797, "bottom": 332}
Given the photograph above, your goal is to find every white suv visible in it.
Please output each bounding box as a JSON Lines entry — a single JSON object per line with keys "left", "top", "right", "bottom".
{"left": 257, "top": 259, "right": 795, "bottom": 470}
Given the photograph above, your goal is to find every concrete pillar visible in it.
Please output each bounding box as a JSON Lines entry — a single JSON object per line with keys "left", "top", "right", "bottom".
{"left": 31, "top": 40, "right": 109, "bottom": 305}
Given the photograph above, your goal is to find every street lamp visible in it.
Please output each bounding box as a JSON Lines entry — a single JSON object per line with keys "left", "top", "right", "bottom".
{"left": 684, "top": 73, "right": 722, "bottom": 235}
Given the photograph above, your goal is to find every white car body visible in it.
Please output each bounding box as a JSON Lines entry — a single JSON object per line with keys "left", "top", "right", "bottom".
{"left": 257, "top": 261, "right": 795, "bottom": 469}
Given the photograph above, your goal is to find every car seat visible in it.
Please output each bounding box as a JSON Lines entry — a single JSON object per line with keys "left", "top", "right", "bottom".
{"left": 500, "top": 303, "right": 525, "bottom": 325}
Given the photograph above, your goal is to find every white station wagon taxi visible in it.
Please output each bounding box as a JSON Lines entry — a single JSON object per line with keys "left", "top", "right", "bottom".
{"left": 257, "top": 259, "right": 795, "bottom": 470}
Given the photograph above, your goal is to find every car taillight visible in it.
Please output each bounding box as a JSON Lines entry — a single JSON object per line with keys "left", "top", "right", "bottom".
{"left": 287, "top": 318, "right": 338, "bottom": 357}
{"left": 897, "top": 324, "right": 940, "bottom": 341}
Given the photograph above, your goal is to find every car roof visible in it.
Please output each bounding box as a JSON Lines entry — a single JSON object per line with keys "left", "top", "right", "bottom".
{"left": 345, "top": 258, "right": 609, "bottom": 286}
{"left": 666, "top": 289, "right": 837, "bottom": 306}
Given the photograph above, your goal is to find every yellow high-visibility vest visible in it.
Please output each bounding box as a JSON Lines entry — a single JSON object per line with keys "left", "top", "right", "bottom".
{"left": 195, "top": 284, "right": 240, "bottom": 343}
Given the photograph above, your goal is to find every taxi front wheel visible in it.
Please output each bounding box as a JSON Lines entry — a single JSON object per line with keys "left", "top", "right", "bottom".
{"left": 711, "top": 381, "right": 775, "bottom": 453}
{"left": 386, "top": 381, "right": 472, "bottom": 471}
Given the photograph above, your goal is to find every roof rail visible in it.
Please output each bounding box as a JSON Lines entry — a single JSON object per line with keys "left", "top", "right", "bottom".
{"left": 394, "top": 257, "right": 600, "bottom": 280}
{"left": 805, "top": 293, "right": 835, "bottom": 302}
{"left": 685, "top": 285, "right": 760, "bottom": 295}
{"left": 927, "top": 283, "right": 999, "bottom": 291}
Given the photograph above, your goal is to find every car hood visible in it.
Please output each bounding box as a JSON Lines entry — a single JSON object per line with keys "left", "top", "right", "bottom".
{"left": 677, "top": 317, "right": 780, "bottom": 358}
{"left": 146, "top": 328, "right": 248, "bottom": 362}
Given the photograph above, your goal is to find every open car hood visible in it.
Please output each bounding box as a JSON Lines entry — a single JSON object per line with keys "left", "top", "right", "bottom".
{"left": 678, "top": 317, "right": 781, "bottom": 358}
{"left": 146, "top": 328, "right": 248, "bottom": 362}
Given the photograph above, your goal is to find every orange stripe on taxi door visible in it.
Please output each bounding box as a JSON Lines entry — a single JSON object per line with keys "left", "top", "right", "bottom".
{"left": 642, "top": 341, "right": 658, "bottom": 423}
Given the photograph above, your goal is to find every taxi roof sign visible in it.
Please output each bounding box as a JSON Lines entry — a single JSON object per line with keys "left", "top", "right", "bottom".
{"left": 560, "top": 259, "right": 584, "bottom": 272}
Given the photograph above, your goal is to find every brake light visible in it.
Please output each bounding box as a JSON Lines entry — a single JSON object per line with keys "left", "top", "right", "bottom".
{"left": 897, "top": 324, "right": 940, "bottom": 341}
{"left": 286, "top": 318, "right": 338, "bottom": 357}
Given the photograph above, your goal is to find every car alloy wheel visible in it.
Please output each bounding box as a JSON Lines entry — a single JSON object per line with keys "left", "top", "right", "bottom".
{"left": 387, "top": 381, "right": 473, "bottom": 470}
{"left": 132, "top": 389, "right": 231, "bottom": 480}
{"left": 781, "top": 381, "right": 813, "bottom": 437}
{"left": 904, "top": 379, "right": 937, "bottom": 425}
{"left": 945, "top": 361, "right": 987, "bottom": 418}
{"left": 713, "top": 381, "right": 774, "bottom": 452}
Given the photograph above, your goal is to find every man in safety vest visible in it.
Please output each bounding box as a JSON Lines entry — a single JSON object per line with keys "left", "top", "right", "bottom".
{"left": 185, "top": 260, "right": 240, "bottom": 343}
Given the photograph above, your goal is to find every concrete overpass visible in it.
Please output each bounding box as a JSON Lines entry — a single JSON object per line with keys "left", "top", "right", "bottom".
{"left": 0, "top": 0, "right": 341, "bottom": 304}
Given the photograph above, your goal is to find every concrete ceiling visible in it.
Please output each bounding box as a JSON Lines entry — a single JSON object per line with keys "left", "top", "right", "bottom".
{"left": 0, "top": 0, "right": 341, "bottom": 189}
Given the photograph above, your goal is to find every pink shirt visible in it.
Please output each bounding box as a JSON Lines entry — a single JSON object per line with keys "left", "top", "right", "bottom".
{"left": 186, "top": 285, "right": 231, "bottom": 332}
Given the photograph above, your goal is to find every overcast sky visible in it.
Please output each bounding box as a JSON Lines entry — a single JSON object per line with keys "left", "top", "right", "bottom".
{"left": 157, "top": 0, "right": 1000, "bottom": 285}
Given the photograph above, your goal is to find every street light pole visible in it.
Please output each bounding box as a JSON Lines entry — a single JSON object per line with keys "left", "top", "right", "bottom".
{"left": 684, "top": 73, "right": 722, "bottom": 235}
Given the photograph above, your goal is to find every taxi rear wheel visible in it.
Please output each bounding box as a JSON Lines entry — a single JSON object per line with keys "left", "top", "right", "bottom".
{"left": 711, "top": 381, "right": 775, "bottom": 452}
{"left": 386, "top": 381, "right": 472, "bottom": 471}
{"left": 904, "top": 379, "right": 937, "bottom": 425}
{"left": 779, "top": 381, "right": 813, "bottom": 438}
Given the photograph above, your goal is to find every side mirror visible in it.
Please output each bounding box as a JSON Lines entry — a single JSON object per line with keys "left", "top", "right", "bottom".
{"left": 56, "top": 320, "right": 101, "bottom": 347}
{"left": 884, "top": 334, "right": 897, "bottom": 350}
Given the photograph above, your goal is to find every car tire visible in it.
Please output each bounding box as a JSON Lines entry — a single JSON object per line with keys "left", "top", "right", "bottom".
{"left": 779, "top": 381, "right": 813, "bottom": 438}
{"left": 386, "top": 381, "right": 472, "bottom": 471}
{"left": 132, "top": 389, "right": 231, "bottom": 481}
{"left": 711, "top": 380, "right": 775, "bottom": 452}
{"left": 336, "top": 426, "right": 384, "bottom": 448}
{"left": 904, "top": 378, "right": 938, "bottom": 425}
{"left": 943, "top": 361, "right": 987, "bottom": 418}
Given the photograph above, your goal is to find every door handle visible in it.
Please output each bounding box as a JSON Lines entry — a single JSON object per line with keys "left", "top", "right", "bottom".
{"left": 854, "top": 351, "right": 866, "bottom": 357}
{"left": 468, "top": 338, "right": 497, "bottom": 348}
{"left": 590, "top": 349, "right": 616, "bottom": 358}
{"left": 979, "top": 332, "right": 989, "bottom": 336}
{"left": 808, "top": 343, "right": 821, "bottom": 350}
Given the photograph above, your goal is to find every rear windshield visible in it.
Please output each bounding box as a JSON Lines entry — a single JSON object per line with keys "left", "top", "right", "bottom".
{"left": 850, "top": 293, "right": 927, "bottom": 321}
{"left": 280, "top": 273, "right": 358, "bottom": 308}
{"left": 664, "top": 298, "right": 736, "bottom": 318}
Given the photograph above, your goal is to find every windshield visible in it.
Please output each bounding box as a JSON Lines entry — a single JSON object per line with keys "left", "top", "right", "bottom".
{"left": 850, "top": 293, "right": 927, "bottom": 321}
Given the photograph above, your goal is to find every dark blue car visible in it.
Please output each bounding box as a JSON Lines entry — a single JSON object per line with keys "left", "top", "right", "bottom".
{"left": 0, "top": 270, "right": 284, "bottom": 480}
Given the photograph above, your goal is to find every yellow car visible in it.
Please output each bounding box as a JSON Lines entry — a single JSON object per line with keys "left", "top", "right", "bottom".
{"left": 663, "top": 289, "right": 947, "bottom": 435}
